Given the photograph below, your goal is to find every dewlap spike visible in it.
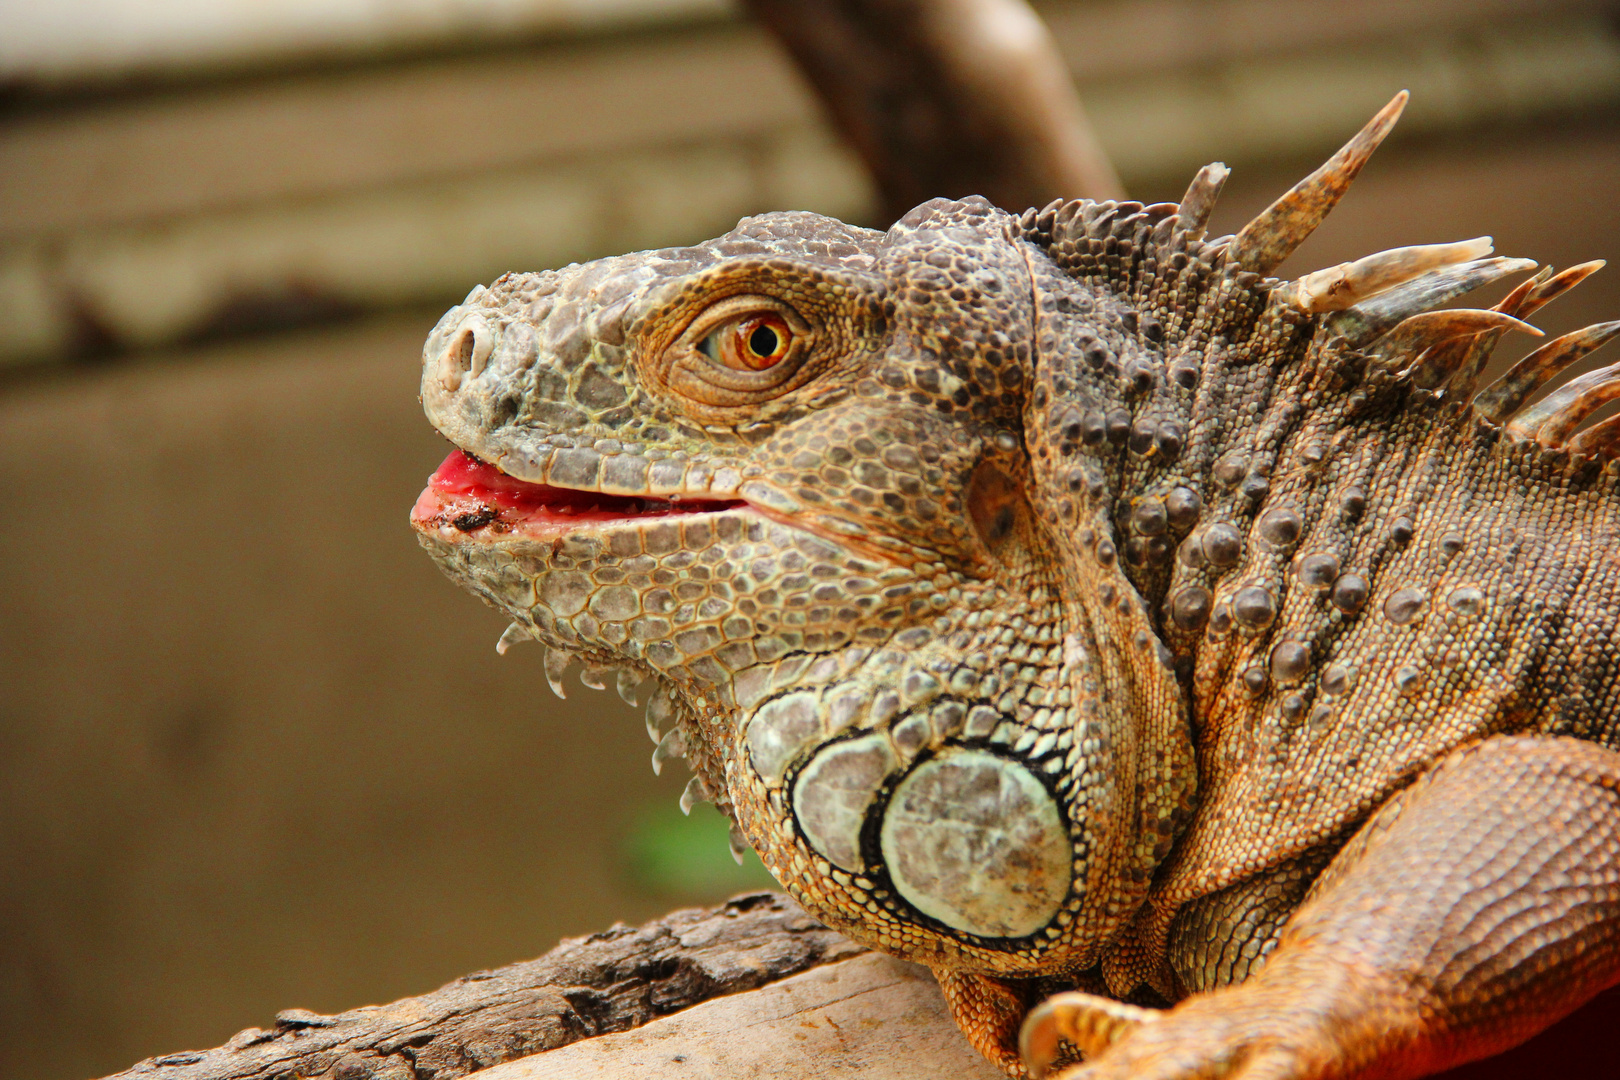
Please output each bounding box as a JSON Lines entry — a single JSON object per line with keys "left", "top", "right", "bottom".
{"left": 544, "top": 648, "right": 571, "bottom": 700}
{"left": 495, "top": 621, "right": 529, "bottom": 656}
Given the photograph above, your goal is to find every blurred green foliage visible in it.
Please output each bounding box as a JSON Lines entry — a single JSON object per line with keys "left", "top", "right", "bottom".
{"left": 622, "top": 800, "right": 779, "bottom": 900}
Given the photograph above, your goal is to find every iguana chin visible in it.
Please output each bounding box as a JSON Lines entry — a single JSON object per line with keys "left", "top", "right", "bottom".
{"left": 410, "top": 91, "right": 1620, "bottom": 1079}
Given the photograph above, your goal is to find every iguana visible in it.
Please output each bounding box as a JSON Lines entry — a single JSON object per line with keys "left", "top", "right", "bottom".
{"left": 410, "top": 92, "right": 1620, "bottom": 1079}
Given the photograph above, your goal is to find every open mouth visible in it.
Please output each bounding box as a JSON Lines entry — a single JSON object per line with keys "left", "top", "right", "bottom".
{"left": 410, "top": 450, "right": 747, "bottom": 535}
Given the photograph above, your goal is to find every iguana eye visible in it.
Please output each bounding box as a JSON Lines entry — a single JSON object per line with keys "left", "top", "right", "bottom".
{"left": 698, "top": 313, "right": 794, "bottom": 371}
{"left": 654, "top": 292, "right": 821, "bottom": 410}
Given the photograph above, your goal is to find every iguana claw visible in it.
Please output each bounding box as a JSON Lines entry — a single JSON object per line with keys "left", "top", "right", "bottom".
{"left": 1020, "top": 993, "right": 1161, "bottom": 1077}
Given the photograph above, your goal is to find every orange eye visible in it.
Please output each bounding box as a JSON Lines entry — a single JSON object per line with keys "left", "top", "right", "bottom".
{"left": 698, "top": 313, "right": 793, "bottom": 371}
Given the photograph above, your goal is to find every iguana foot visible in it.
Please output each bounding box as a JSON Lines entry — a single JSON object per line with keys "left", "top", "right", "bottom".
{"left": 1020, "top": 992, "right": 1160, "bottom": 1076}
{"left": 1025, "top": 983, "right": 1375, "bottom": 1080}
{"left": 939, "top": 969, "right": 1123, "bottom": 1078}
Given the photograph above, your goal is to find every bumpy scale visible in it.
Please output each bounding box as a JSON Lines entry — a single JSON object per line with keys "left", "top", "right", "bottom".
{"left": 410, "top": 92, "right": 1620, "bottom": 1079}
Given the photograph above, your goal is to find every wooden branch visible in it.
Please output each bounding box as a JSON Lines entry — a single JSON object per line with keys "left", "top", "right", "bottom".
{"left": 741, "top": 0, "right": 1124, "bottom": 224}
{"left": 483, "top": 952, "right": 1006, "bottom": 1079}
{"left": 105, "top": 893, "right": 863, "bottom": 1080}
{"left": 106, "top": 887, "right": 1620, "bottom": 1078}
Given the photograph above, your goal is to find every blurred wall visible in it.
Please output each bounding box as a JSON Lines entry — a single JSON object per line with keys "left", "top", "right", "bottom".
{"left": 3, "top": 3, "right": 1620, "bottom": 1079}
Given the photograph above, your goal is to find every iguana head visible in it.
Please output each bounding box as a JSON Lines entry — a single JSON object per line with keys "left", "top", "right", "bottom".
{"left": 412, "top": 198, "right": 1192, "bottom": 975}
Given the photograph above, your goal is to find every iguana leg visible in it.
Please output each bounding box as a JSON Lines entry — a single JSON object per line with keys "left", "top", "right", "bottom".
{"left": 940, "top": 968, "right": 1114, "bottom": 1078}
{"left": 938, "top": 970, "right": 1040, "bottom": 1078}
{"left": 1024, "top": 735, "right": 1620, "bottom": 1080}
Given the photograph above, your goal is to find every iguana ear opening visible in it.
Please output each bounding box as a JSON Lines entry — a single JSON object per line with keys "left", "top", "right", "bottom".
{"left": 967, "top": 459, "right": 1034, "bottom": 568}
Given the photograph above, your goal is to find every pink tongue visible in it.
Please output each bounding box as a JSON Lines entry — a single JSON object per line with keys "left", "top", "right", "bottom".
{"left": 411, "top": 448, "right": 747, "bottom": 532}
{"left": 410, "top": 449, "right": 555, "bottom": 526}
{"left": 421, "top": 450, "right": 556, "bottom": 510}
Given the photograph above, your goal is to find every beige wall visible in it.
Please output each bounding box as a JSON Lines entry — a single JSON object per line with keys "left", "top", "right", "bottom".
{"left": 4, "top": 0, "right": 1616, "bottom": 366}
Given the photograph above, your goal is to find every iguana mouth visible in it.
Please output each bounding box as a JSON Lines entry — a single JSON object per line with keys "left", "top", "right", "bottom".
{"left": 411, "top": 449, "right": 747, "bottom": 536}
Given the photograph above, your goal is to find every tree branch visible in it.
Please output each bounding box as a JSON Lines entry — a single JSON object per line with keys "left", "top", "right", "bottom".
{"left": 104, "top": 893, "right": 863, "bottom": 1080}
{"left": 743, "top": 0, "right": 1123, "bottom": 224}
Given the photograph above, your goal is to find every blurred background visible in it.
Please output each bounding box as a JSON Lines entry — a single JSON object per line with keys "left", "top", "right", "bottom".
{"left": 3, "top": 2, "right": 1620, "bottom": 1078}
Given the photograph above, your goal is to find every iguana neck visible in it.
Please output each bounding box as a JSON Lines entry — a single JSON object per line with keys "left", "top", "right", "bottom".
{"left": 1024, "top": 231, "right": 1381, "bottom": 636}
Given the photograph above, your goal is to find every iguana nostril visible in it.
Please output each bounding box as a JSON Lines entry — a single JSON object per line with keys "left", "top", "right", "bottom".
{"left": 438, "top": 315, "right": 494, "bottom": 392}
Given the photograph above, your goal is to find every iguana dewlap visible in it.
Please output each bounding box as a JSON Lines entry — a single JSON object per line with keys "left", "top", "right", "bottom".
{"left": 411, "top": 92, "right": 1620, "bottom": 1079}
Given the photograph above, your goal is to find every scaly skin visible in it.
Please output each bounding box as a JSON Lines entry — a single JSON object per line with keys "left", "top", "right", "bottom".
{"left": 411, "top": 97, "right": 1620, "bottom": 1078}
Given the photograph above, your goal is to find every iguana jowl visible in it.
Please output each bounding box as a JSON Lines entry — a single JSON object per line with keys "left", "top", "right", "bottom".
{"left": 411, "top": 92, "right": 1620, "bottom": 1078}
